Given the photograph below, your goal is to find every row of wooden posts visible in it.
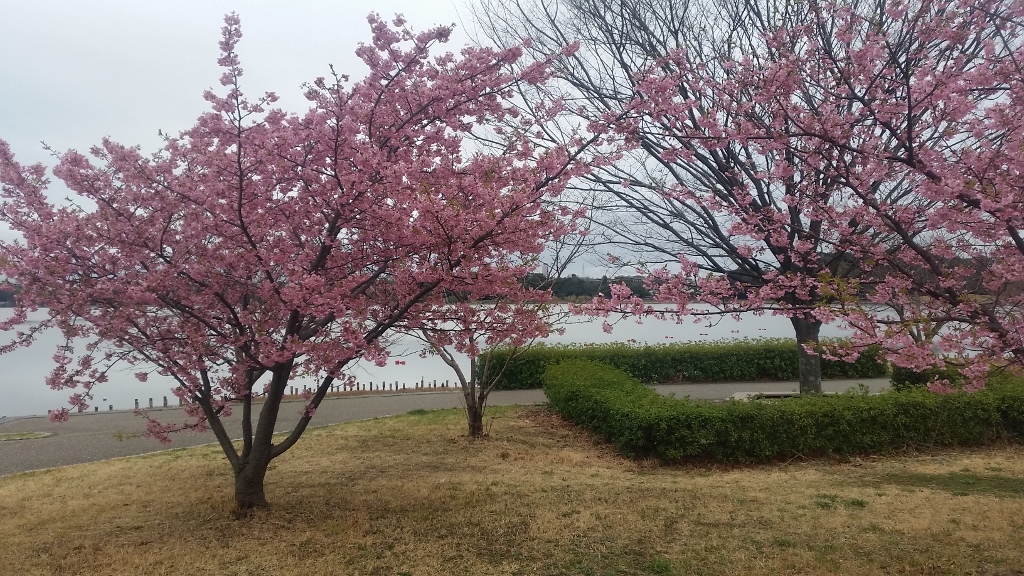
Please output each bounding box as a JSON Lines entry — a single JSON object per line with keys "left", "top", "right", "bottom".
{"left": 60, "top": 379, "right": 458, "bottom": 413}
{"left": 288, "top": 379, "right": 456, "bottom": 395}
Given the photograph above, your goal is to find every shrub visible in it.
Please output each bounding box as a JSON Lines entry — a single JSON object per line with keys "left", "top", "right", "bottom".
{"left": 485, "top": 339, "right": 886, "bottom": 390}
{"left": 890, "top": 364, "right": 964, "bottom": 392}
{"left": 542, "top": 360, "right": 1024, "bottom": 463}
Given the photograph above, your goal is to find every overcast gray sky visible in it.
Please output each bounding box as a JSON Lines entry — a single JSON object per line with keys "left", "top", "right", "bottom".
{"left": 0, "top": 1, "right": 610, "bottom": 274}
{"left": 0, "top": 0, "right": 476, "bottom": 169}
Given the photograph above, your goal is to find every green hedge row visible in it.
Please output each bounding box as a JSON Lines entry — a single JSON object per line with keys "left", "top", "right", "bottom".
{"left": 483, "top": 339, "right": 886, "bottom": 390}
{"left": 542, "top": 359, "right": 1024, "bottom": 463}
{"left": 890, "top": 364, "right": 964, "bottom": 392}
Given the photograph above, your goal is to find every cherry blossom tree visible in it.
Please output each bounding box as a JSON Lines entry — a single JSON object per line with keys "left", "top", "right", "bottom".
{"left": 400, "top": 229, "right": 586, "bottom": 437}
{"left": 0, "top": 13, "right": 591, "bottom": 510}
{"left": 481, "top": 0, "right": 1024, "bottom": 392}
{"left": 641, "top": 0, "right": 1024, "bottom": 388}
{"left": 399, "top": 220, "right": 589, "bottom": 438}
{"left": 405, "top": 287, "right": 559, "bottom": 437}
{"left": 475, "top": 0, "right": 911, "bottom": 394}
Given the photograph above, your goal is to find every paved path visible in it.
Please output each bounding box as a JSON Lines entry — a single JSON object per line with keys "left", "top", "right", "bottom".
{"left": 0, "top": 378, "right": 889, "bottom": 476}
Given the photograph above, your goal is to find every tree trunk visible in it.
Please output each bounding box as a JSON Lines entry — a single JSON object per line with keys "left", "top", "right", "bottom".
{"left": 791, "top": 316, "right": 823, "bottom": 394}
{"left": 234, "top": 455, "right": 271, "bottom": 510}
{"left": 466, "top": 400, "right": 484, "bottom": 438}
{"left": 229, "top": 360, "right": 293, "bottom": 512}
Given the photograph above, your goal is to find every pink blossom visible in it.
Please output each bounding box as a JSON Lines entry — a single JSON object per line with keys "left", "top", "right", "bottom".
{"left": 0, "top": 12, "right": 592, "bottom": 506}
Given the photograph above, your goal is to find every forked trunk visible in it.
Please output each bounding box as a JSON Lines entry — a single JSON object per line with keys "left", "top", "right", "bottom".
{"left": 791, "top": 316, "right": 823, "bottom": 395}
{"left": 234, "top": 455, "right": 271, "bottom": 510}
{"left": 228, "top": 360, "right": 294, "bottom": 512}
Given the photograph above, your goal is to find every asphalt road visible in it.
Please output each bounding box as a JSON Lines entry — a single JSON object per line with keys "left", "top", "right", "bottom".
{"left": 0, "top": 378, "right": 889, "bottom": 476}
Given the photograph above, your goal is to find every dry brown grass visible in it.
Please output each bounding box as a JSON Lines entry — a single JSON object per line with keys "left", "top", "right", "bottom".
{"left": 2, "top": 406, "right": 1024, "bottom": 576}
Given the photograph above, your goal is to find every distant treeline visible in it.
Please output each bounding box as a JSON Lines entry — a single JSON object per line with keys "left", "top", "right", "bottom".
{"left": 0, "top": 281, "right": 19, "bottom": 307}
{"left": 522, "top": 273, "right": 652, "bottom": 300}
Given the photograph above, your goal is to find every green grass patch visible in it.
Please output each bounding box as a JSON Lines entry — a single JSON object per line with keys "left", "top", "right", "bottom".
{"left": 0, "top": 432, "right": 51, "bottom": 441}
{"left": 870, "top": 471, "right": 1024, "bottom": 498}
{"left": 813, "top": 493, "right": 868, "bottom": 510}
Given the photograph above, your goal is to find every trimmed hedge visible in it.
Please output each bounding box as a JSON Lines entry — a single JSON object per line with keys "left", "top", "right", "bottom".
{"left": 542, "top": 359, "right": 1024, "bottom": 463}
{"left": 890, "top": 364, "right": 964, "bottom": 392}
{"left": 484, "top": 339, "right": 886, "bottom": 390}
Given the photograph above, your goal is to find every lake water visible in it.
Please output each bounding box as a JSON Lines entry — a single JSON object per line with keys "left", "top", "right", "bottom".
{"left": 0, "top": 307, "right": 851, "bottom": 418}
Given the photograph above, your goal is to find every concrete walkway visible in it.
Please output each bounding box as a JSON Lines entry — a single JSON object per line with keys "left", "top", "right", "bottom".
{"left": 0, "top": 378, "right": 889, "bottom": 476}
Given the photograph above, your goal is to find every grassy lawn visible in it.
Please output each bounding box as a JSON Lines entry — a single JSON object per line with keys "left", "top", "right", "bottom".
{"left": 1, "top": 406, "right": 1023, "bottom": 575}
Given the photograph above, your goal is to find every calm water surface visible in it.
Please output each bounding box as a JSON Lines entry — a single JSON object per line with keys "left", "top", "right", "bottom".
{"left": 0, "top": 307, "right": 850, "bottom": 418}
